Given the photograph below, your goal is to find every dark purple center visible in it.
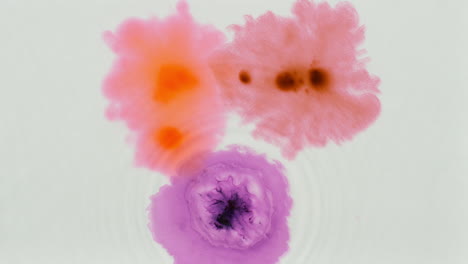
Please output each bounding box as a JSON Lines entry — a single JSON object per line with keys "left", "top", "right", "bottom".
{"left": 213, "top": 193, "right": 250, "bottom": 229}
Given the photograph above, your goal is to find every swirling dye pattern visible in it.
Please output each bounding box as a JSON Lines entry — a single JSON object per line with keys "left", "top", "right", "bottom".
{"left": 101, "top": 0, "right": 382, "bottom": 263}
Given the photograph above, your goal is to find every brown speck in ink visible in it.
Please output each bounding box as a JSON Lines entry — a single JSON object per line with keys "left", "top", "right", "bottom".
{"left": 239, "top": 70, "right": 251, "bottom": 84}
{"left": 308, "top": 68, "right": 329, "bottom": 91}
{"left": 275, "top": 71, "right": 301, "bottom": 92}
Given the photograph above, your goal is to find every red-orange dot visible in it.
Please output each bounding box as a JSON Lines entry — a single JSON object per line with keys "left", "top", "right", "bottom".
{"left": 154, "top": 64, "right": 198, "bottom": 103}
{"left": 156, "top": 126, "right": 184, "bottom": 149}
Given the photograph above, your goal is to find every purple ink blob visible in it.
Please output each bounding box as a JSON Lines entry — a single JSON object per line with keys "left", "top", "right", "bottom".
{"left": 148, "top": 146, "right": 292, "bottom": 264}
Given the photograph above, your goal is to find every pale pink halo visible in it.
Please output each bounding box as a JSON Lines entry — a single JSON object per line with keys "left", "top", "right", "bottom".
{"left": 210, "top": 0, "right": 381, "bottom": 159}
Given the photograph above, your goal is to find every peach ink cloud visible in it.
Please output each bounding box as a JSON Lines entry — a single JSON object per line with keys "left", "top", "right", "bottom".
{"left": 148, "top": 146, "right": 292, "bottom": 264}
{"left": 210, "top": 0, "right": 381, "bottom": 159}
{"left": 102, "top": 1, "right": 226, "bottom": 175}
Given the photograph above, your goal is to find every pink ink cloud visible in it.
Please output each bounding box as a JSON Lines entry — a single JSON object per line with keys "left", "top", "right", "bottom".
{"left": 210, "top": 0, "right": 381, "bottom": 159}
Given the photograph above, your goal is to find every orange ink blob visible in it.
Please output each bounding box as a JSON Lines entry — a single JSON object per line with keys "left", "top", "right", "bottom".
{"left": 103, "top": 1, "right": 226, "bottom": 175}
{"left": 157, "top": 126, "right": 184, "bottom": 149}
{"left": 154, "top": 64, "right": 199, "bottom": 103}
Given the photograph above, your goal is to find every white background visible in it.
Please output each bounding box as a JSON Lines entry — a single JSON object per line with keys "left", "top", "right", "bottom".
{"left": 1, "top": 0, "right": 467, "bottom": 263}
